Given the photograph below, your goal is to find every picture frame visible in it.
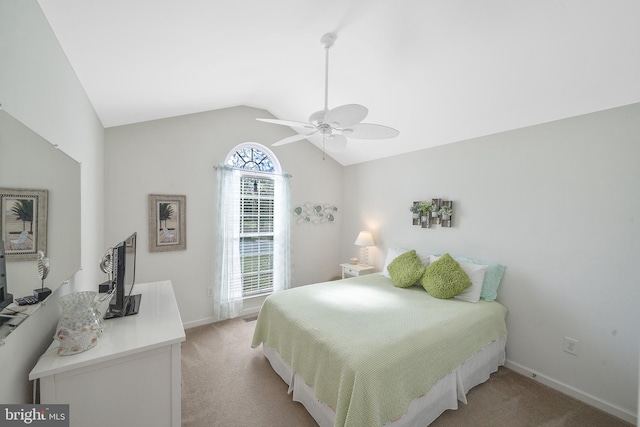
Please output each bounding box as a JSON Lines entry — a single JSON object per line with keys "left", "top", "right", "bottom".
{"left": 148, "top": 194, "right": 186, "bottom": 252}
{"left": 1, "top": 188, "right": 48, "bottom": 261}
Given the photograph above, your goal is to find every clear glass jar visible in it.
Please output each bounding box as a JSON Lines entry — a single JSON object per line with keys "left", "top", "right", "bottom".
{"left": 54, "top": 291, "right": 104, "bottom": 356}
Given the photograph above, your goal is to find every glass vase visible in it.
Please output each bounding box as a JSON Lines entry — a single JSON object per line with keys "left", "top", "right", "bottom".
{"left": 54, "top": 291, "right": 104, "bottom": 356}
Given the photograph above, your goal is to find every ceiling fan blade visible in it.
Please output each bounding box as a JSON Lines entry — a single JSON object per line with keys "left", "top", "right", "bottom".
{"left": 257, "top": 118, "right": 316, "bottom": 130}
{"left": 324, "top": 104, "right": 368, "bottom": 128}
{"left": 343, "top": 123, "right": 400, "bottom": 140}
{"left": 272, "top": 131, "right": 317, "bottom": 147}
{"left": 325, "top": 134, "right": 348, "bottom": 152}
{"left": 308, "top": 109, "right": 327, "bottom": 125}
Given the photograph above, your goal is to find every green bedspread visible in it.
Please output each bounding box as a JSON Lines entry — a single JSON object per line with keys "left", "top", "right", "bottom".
{"left": 251, "top": 273, "right": 507, "bottom": 427}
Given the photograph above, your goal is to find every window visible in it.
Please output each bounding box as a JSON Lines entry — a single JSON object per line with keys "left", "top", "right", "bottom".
{"left": 238, "top": 176, "right": 274, "bottom": 296}
{"left": 227, "top": 145, "right": 277, "bottom": 173}
{"left": 215, "top": 144, "right": 290, "bottom": 320}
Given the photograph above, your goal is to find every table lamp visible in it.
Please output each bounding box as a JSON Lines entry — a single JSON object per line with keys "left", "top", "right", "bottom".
{"left": 354, "top": 231, "right": 375, "bottom": 266}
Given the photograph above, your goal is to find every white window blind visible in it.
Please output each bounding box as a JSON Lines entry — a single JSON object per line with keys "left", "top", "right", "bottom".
{"left": 239, "top": 176, "right": 274, "bottom": 296}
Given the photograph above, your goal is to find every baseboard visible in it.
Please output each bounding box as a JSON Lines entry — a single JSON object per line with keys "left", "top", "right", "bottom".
{"left": 182, "top": 307, "right": 261, "bottom": 330}
{"left": 183, "top": 316, "right": 217, "bottom": 329}
{"left": 505, "top": 359, "right": 637, "bottom": 425}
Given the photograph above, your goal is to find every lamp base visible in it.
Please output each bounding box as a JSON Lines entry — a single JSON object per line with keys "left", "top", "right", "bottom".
{"left": 359, "top": 247, "right": 369, "bottom": 266}
{"left": 33, "top": 287, "right": 52, "bottom": 301}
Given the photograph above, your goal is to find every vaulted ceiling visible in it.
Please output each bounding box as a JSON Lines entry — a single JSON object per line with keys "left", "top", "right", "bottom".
{"left": 37, "top": 0, "right": 640, "bottom": 165}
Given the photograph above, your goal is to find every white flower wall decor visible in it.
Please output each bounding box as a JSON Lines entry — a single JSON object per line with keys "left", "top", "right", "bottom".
{"left": 293, "top": 203, "right": 338, "bottom": 224}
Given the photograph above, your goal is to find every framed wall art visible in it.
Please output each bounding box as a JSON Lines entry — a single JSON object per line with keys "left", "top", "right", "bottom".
{"left": 0, "top": 188, "right": 48, "bottom": 261}
{"left": 148, "top": 194, "right": 186, "bottom": 252}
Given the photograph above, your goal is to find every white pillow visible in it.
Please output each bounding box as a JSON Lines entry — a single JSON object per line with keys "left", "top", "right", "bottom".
{"left": 416, "top": 252, "right": 431, "bottom": 267}
{"left": 429, "top": 255, "right": 487, "bottom": 302}
{"left": 455, "top": 262, "right": 488, "bottom": 303}
{"left": 382, "top": 248, "right": 409, "bottom": 278}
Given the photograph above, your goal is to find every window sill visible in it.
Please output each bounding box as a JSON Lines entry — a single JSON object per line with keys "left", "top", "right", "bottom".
{"left": 243, "top": 292, "right": 272, "bottom": 301}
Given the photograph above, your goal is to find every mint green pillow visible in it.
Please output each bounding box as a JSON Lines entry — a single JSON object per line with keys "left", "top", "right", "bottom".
{"left": 451, "top": 255, "right": 506, "bottom": 302}
{"left": 387, "top": 250, "right": 426, "bottom": 288}
{"left": 421, "top": 253, "right": 472, "bottom": 298}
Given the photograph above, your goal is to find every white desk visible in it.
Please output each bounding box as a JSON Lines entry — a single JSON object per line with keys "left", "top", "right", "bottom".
{"left": 29, "top": 281, "right": 185, "bottom": 427}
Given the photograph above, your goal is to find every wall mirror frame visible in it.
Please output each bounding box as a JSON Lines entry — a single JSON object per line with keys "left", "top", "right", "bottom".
{"left": 0, "top": 109, "right": 81, "bottom": 341}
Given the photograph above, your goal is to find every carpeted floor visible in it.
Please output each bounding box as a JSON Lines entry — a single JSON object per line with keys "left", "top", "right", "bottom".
{"left": 181, "top": 317, "right": 633, "bottom": 427}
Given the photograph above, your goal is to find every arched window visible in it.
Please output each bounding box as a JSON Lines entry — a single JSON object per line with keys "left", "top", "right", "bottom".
{"left": 226, "top": 144, "right": 281, "bottom": 173}
{"left": 214, "top": 143, "right": 290, "bottom": 321}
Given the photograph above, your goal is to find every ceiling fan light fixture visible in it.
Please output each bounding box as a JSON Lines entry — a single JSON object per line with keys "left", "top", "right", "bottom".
{"left": 325, "top": 134, "right": 348, "bottom": 152}
{"left": 256, "top": 32, "right": 398, "bottom": 153}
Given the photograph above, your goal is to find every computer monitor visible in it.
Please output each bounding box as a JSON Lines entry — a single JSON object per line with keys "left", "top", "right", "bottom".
{"left": 104, "top": 232, "right": 140, "bottom": 319}
{"left": 0, "top": 242, "right": 13, "bottom": 312}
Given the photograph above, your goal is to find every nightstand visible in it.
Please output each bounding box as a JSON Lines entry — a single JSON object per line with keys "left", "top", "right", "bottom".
{"left": 340, "top": 263, "right": 375, "bottom": 279}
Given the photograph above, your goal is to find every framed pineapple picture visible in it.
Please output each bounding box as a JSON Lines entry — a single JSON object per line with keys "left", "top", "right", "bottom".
{"left": 148, "top": 194, "right": 186, "bottom": 252}
{"left": 0, "top": 188, "right": 48, "bottom": 260}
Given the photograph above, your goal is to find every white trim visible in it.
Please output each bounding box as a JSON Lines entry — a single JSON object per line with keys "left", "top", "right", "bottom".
{"left": 243, "top": 292, "right": 272, "bottom": 301}
{"left": 182, "top": 317, "right": 217, "bottom": 329}
{"left": 505, "top": 359, "right": 637, "bottom": 425}
{"left": 183, "top": 304, "right": 263, "bottom": 330}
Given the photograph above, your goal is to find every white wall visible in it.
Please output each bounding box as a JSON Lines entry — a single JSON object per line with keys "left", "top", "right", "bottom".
{"left": 0, "top": 0, "right": 104, "bottom": 403}
{"left": 104, "top": 106, "right": 344, "bottom": 326}
{"left": 341, "top": 103, "right": 640, "bottom": 423}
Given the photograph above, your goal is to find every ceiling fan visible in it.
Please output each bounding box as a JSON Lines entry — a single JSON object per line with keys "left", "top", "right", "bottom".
{"left": 257, "top": 33, "right": 399, "bottom": 153}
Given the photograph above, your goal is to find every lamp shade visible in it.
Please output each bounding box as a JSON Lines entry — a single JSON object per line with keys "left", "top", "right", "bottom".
{"left": 354, "top": 231, "right": 375, "bottom": 247}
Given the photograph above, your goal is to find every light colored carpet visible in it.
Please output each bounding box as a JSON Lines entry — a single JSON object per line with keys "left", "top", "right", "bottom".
{"left": 181, "top": 317, "right": 633, "bottom": 427}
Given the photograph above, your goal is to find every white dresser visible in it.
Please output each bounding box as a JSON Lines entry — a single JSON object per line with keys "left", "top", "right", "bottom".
{"left": 29, "top": 281, "right": 185, "bottom": 427}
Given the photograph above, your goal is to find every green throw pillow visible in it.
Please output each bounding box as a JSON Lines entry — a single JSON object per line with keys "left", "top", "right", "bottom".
{"left": 421, "top": 253, "right": 472, "bottom": 298}
{"left": 387, "top": 250, "right": 426, "bottom": 288}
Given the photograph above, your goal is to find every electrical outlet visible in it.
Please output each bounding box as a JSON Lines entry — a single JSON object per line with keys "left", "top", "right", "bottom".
{"left": 564, "top": 336, "right": 579, "bottom": 355}
{"left": 207, "top": 287, "right": 214, "bottom": 297}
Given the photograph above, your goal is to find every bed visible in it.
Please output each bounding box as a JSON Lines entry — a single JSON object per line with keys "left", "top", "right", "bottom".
{"left": 251, "top": 258, "right": 507, "bottom": 427}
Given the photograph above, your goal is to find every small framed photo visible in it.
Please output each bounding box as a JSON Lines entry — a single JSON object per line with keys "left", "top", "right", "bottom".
{"left": 1, "top": 188, "right": 48, "bottom": 261}
{"left": 148, "top": 194, "right": 186, "bottom": 252}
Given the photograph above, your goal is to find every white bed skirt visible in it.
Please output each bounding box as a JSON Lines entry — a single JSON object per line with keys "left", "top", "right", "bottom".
{"left": 262, "top": 335, "right": 507, "bottom": 427}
